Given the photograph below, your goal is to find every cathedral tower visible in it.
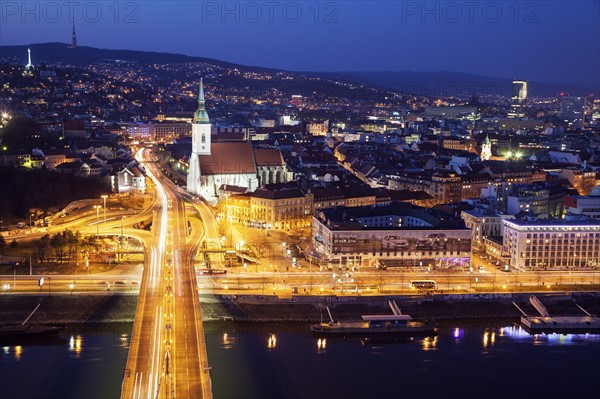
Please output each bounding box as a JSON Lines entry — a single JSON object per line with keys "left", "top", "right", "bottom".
{"left": 187, "top": 78, "right": 211, "bottom": 195}
{"left": 480, "top": 134, "right": 491, "bottom": 161}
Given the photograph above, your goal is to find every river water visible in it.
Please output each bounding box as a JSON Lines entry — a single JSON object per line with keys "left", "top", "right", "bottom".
{"left": 1, "top": 322, "right": 599, "bottom": 399}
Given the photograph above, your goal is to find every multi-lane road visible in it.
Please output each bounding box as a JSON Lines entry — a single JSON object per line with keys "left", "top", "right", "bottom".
{"left": 120, "top": 149, "right": 211, "bottom": 399}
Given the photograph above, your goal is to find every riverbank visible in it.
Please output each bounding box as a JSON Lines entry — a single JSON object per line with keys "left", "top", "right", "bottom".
{"left": 3, "top": 291, "right": 598, "bottom": 325}
{"left": 200, "top": 292, "right": 600, "bottom": 323}
{"left": 0, "top": 294, "right": 138, "bottom": 324}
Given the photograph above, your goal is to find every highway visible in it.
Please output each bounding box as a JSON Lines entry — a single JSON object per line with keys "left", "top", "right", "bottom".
{"left": 195, "top": 268, "right": 600, "bottom": 296}
{"left": 120, "top": 148, "right": 211, "bottom": 399}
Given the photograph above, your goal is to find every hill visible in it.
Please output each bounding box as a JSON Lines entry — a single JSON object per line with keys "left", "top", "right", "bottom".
{"left": 316, "top": 71, "right": 598, "bottom": 98}
{"left": 0, "top": 42, "right": 276, "bottom": 72}
{"left": 1, "top": 43, "right": 596, "bottom": 98}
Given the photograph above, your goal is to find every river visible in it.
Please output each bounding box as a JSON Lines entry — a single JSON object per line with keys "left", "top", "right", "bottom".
{"left": 1, "top": 322, "right": 599, "bottom": 399}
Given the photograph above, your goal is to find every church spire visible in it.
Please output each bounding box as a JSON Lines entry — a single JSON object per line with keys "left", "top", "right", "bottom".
{"left": 193, "top": 78, "right": 210, "bottom": 124}
{"left": 198, "top": 78, "right": 205, "bottom": 104}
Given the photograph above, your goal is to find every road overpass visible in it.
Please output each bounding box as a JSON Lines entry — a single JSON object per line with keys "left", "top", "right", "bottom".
{"left": 120, "top": 149, "right": 212, "bottom": 399}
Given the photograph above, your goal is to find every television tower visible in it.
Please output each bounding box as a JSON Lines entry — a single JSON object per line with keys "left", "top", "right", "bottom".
{"left": 25, "top": 48, "right": 34, "bottom": 70}
{"left": 70, "top": 20, "right": 77, "bottom": 48}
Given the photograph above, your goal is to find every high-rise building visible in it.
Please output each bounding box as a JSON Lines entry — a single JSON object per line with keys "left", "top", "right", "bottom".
{"left": 560, "top": 95, "right": 586, "bottom": 128}
{"left": 508, "top": 80, "right": 527, "bottom": 119}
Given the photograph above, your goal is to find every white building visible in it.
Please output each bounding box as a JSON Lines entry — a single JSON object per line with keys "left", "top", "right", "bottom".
{"left": 502, "top": 218, "right": 600, "bottom": 270}
{"left": 313, "top": 203, "right": 472, "bottom": 270}
{"left": 461, "top": 208, "right": 513, "bottom": 248}
{"left": 111, "top": 166, "right": 146, "bottom": 193}
{"left": 564, "top": 188, "right": 600, "bottom": 218}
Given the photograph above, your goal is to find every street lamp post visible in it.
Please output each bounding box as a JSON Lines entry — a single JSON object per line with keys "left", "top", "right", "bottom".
{"left": 94, "top": 205, "right": 100, "bottom": 236}
{"left": 101, "top": 195, "right": 108, "bottom": 223}
{"left": 119, "top": 216, "right": 125, "bottom": 262}
{"left": 13, "top": 262, "right": 18, "bottom": 289}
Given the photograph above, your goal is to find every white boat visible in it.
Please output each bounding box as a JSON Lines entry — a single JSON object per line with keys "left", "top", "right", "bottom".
{"left": 310, "top": 300, "right": 436, "bottom": 336}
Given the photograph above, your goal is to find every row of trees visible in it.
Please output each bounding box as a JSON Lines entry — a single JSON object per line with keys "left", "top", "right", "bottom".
{"left": 0, "top": 235, "right": 18, "bottom": 255}
{"left": 34, "top": 229, "right": 101, "bottom": 266}
{"left": 0, "top": 167, "right": 111, "bottom": 220}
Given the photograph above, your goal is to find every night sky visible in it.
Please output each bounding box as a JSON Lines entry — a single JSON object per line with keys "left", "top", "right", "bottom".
{"left": 1, "top": 1, "right": 598, "bottom": 87}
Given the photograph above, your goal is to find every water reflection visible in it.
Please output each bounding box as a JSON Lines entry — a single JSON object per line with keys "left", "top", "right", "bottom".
{"left": 267, "top": 333, "right": 277, "bottom": 349}
{"left": 14, "top": 345, "right": 22, "bottom": 360}
{"left": 483, "top": 330, "right": 496, "bottom": 348}
{"left": 498, "top": 325, "right": 600, "bottom": 345}
{"left": 69, "top": 335, "right": 83, "bottom": 357}
{"left": 421, "top": 335, "right": 438, "bottom": 351}
{"left": 453, "top": 327, "right": 464, "bottom": 340}
{"left": 222, "top": 332, "right": 237, "bottom": 349}
{"left": 317, "top": 338, "right": 326, "bottom": 353}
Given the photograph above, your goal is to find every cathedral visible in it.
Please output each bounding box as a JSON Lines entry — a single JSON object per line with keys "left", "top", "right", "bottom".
{"left": 480, "top": 134, "right": 491, "bottom": 161}
{"left": 187, "top": 79, "right": 291, "bottom": 203}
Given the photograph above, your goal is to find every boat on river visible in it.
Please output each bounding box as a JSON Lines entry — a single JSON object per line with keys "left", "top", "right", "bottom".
{"left": 310, "top": 300, "right": 436, "bottom": 336}
{"left": 0, "top": 324, "right": 64, "bottom": 343}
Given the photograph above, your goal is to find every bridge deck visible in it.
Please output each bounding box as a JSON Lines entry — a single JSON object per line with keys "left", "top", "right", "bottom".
{"left": 121, "top": 150, "right": 211, "bottom": 399}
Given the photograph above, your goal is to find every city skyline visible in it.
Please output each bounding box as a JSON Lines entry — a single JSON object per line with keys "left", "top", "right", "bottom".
{"left": 1, "top": 3, "right": 599, "bottom": 399}
{"left": 1, "top": 1, "right": 599, "bottom": 88}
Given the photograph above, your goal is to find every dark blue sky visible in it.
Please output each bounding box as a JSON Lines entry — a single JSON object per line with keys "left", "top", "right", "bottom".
{"left": 1, "top": 1, "right": 598, "bottom": 88}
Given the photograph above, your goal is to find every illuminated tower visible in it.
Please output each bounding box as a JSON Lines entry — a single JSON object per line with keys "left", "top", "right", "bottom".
{"left": 70, "top": 20, "right": 77, "bottom": 48}
{"left": 25, "top": 48, "right": 34, "bottom": 70}
{"left": 508, "top": 80, "right": 527, "bottom": 118}
{"left": 480, "top": 134, "right": 491, "bottom": 161}
{"left": 187, "top": 78, "right": 211, "bottom": 195}
{"left": 23, "top": 48, "right": 34, "bottom": 76}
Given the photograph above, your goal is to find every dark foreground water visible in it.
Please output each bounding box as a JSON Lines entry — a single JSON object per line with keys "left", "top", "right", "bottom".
{"left": 1, "top": 322, "right": 599, "bottom": 399}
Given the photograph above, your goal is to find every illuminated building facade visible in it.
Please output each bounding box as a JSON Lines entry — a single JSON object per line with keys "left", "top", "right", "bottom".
{"left": 502, "top": 218, "right": 600, "bottom": 270}
{"left": 508, "top": 80, "right": 527, "bottom": 119}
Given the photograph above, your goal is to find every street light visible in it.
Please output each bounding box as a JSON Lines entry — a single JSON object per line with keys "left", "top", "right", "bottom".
{"left": 94, "top": 205, "right": 101, "bottom": 236}
{"left": 120, "top": 216, "right": 126, "bottom": 262}
{"left": 13, "top": 262, "right": 19, "bottom": 289}
{"left": 101, "top": 195, "right": 108, "bottom": 223}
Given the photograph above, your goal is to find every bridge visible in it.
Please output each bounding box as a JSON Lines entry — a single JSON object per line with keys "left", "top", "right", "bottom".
{"left": 120, "top": 149, "right": 212, "bottom": 399}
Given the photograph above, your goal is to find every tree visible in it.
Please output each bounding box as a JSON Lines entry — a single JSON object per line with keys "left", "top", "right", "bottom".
{"left": 35, "top": 234, "right": 50, "bottom": 265}
{"left": 64, "top": 230, "right": 81, "bottom": 262}
{"left": 0, "top": 234, "right": 6, "bottom": 254}
{"left": 9, "top": 239, "right": 17, "bottom": 249}
{"left": 50, "top": 232, "right": 67, "bottom": 264}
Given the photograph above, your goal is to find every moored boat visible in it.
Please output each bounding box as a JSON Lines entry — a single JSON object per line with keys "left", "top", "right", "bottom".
{"left": 0, "top": 324, "right": 64, "bottom": 343}
{"left": 310, "top": 300, "right": 436, "bottom": 336}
